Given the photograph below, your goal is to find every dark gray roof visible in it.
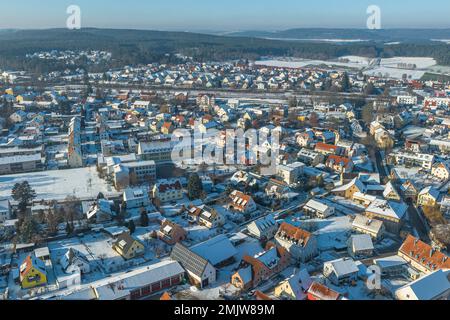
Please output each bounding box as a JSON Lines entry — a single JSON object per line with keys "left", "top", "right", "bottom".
{"left": 170, "top": 243, "right": 208, "bottom": 278}
{"left": 113, "top": 232, "right": 141, "bottom": 254}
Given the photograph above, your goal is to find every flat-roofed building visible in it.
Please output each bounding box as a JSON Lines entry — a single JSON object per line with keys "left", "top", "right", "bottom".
{"left": 0, "top": 154, "right": 43, "bottom": 175}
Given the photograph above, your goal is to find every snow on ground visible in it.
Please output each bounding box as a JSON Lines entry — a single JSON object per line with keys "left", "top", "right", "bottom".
{"left": 363, "top": 57, "right": 436, "bottom": 80}
{"left": 338, "top": 55, "right": 372, "bottom": 65}
{"left": 303, "top": 216, "right": 352, "bottom": 251}
{"left": 382, "top": 278, "right": 411, "bottom": 297}
{"left": 364, "top": 67, "right": 426, "bottom": 80}
{"left": 0, "top": 167, "right": 119, "bottom": 201}
{"left": 402, "top": 125, "right": 427, "bottom": 139}
{"left": 255, "top": 58, "right": 366, "bottom": 70}
{"left": 380, "top": 57, "right": 436, "bottom": 69}
{"left": 255, "top": 56, "right": 437, "bottom": 79}
{"left": 322, "top": 196, "right": 366, "bottom": 214}
{"left": 391, "top": 166, "right": 442, "bottom": 188}
{"left": 185, "top": 225, "right": 219, "bottom": 244}
{"left": 326, "top": 277, "right": 390, "bottom": 300}
{"left": 174, "top": 236, "right": 264, "bottom": 300}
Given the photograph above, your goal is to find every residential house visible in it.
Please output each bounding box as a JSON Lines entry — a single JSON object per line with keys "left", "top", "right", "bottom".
{"left": 247, "top": 215, "right": 278, "bottom": 240}
{"left": 326, "top": 155, "right": 353, "bottom": 173}
{"left": 274, "top": 222, "right": 318, "bottom": 262}
{"left": 158, "top": 220, "right": 187, "bottom": 245}
{"left": 170, "top": 242, "right": 216, "bottom": 288}
{"left": 392, "top": 152, "right": 434, "bottom": 170}
{"left": 297, "top": 148, "right": 323, "bottom": 165}
{"left": 190, "top": 235, "right": 237, "bottom": 267}
{"left": 85, "top": 198, "right": 115, "bottom": 223}
{"left": 365, "top": 199, "right": 408, "bottom": 234}
{"left": 352, "top": 192, "right": 378, "bottom": 207}
{"left": 307, "top": 281, "right": 341, "bottom": 300}
{"left": 374, "top": 255, "right": 408, "bottom": 277}
{"left": 431, "top": 161, "right": 450, "bottom": 181}
{"left": 395, "top": 269, "right": 450, "bottom": 300}
{"left": 19, "top": 253, "right": 47, "bottom": 289}
{"left": 161, "top": 122, "right": 174, "bottom": 134}
{"left": 198, "top": 206, "right": 225, "bottom": 229}
{"left": 332, "top": 178, "right": 367, "bottom": 199}
{"left": 231, "top": 243, "right": 290, "bottom": 290}
{"left": 265, "top": 179, "right": 291, "bottom": 200}
{"left": 112, "top": 232, "right": 145, "bottom": 260}
{"left": 400, "top": 180, "right": 420, "bottom": 203}
{"left": 347, "top": 234, "right": 374, "bottom": 258}
{"left": 228, "top": 190, "right": 257, "bottom": 214}
{"left": 60, "top": 248, "right": 91, "bottom": 274}
{"left": 314, "top": 142, "right": 342, "bottom": 156}
{"left": 351, "top": 214, "right": 385, "bottom": 239}
{"left": 152, "top": 179, "right": 183, "bottom": 203}
{"left": 383, "top": 181, "right": 401, "bottom": 201}
{"left": 123, "top": 187, "right": 150, "bottom": 209}
{"left": 303, "top": 199, "right": 335, "bottom": 219}
{"left": 0, "top": 200, "right": 11, "bottom": 223}
{"left": 297, "top": 131, "right": 315, "bottom": 147}
{"left": 398, "top": 235, "right": 450, "bottom": 274}
{"left": 417, "top": 187, "right": 441, "bottom": 207}
{"left": 276, "top": 162, "right": 305, "bottom": 185}
{"left": 323, "top": 258, "right": 359, "bottom": 285}
{"left": 274, "top": 268, "right": 312, "bottom": 300}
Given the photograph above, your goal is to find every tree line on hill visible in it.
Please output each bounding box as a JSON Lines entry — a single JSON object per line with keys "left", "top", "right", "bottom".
{"left": 1, "top": 29, "right": 450, "bottom": 74}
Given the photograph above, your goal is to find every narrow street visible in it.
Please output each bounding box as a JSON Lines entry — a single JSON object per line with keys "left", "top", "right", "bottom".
{"left": 406, "top": 204, "right": 430, "bottom": 242}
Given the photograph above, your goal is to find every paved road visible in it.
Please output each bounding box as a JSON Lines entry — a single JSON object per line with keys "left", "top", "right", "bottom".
{"left": 375, "top": 150, "right": 389, "bottom": 180}
{"left": 21, "top": 80, "right": 392, "bottom": 103}
{"left": 407, "top": 204, "right": 430, "bottom": 242}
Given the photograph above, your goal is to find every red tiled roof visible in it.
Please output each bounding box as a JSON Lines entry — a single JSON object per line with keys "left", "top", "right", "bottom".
{"left": 308, "top": 281, "right": 340, "bottom": 300}
{"left": 158, "top": 180, "right": 182, "bottom": 193}
{"left": 399, "top": 235, "right": 450, "bottom": 272}
{"left": 315, "top": 142, "right": 339, "bottom": 153}
{"left": 255, "top": 291, "right": 272, "bottom": 300}
{"left": 277, "top": 222, "right": 312, "bottom": 246}
{"left": 326, "top": 155, "right": 352, "bottom": 168}
{"left": 229, "top": 190, "right": 253, "bottom": 211}
{"left": 20, "top": 255, "right": 33, "bottom": 278}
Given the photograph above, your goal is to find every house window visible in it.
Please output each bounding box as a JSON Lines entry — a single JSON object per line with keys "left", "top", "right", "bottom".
{"left": 151, "top": 282, "right": 161, "bottom": 292}
{"left": 130, "top": 289, "right": 141, "bottom": 300}
{"left": 161, "top": 278, "right": 171, "bottom": 288}
{"left": 141, "top": 285, "right": 151, "bottom": 296}
{"left": 171, "top": 276, "right": 181, "bottom": 285}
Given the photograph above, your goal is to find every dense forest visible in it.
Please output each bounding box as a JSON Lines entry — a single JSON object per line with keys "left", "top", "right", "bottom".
{"left": 228, "top": 28, "right": 450, "bottom": 42}
{"left": 1, "top": 28, "right": 450, "bottom": 73}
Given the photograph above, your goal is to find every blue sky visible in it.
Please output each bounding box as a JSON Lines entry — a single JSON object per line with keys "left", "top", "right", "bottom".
{"left": 1, "top": 0, "right": 449, "bottom": 31}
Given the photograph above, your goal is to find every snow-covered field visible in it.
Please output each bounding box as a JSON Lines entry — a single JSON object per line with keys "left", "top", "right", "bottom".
{"left": 255, "top": 56, "right": 438, "bottom": 80}
{"left": 0, "top": 167, "right": 119, "bottom": 201}
{"left": 380, "top": 57, "right": 436, "bottom": 69}
{"left": 255, "top": 58, "right": 366, "bottom": 69}
{"left": 363, "top": 67, "right": 427, "bottom": 80}
{"left": 339, "top": 55, "right": 372, "bottom": 65}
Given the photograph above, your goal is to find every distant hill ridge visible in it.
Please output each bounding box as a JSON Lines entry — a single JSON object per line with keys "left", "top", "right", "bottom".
{"left": 1, "top": 28, "right": 450, "bottom": 71}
